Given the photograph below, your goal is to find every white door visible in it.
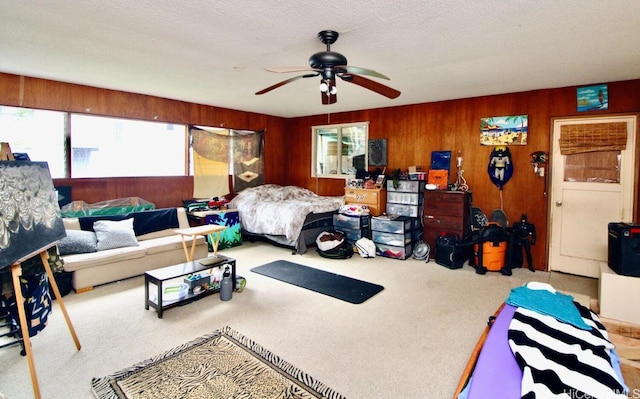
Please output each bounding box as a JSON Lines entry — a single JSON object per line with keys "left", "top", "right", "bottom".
{"left": 549, "top": 115, "right": 637, "bottom": 278}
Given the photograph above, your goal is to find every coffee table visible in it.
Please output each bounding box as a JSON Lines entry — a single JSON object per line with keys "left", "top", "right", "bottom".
{"left": 144, "top": 254, "right": 236, "bottom": 318}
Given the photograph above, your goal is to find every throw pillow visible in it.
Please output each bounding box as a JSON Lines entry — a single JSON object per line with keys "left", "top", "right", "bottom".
{"left": 57, "top": 230, "right": 98, "bottom": 255}
{"left": 93, "top": 218, "right": 139, "bottom": 251}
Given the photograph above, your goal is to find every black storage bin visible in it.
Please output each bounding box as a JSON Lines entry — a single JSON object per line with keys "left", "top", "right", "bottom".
{"left": 608, "top": 222, "right": 640, "bottom": 277}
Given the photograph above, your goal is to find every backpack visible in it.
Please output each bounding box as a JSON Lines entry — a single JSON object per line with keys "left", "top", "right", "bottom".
{"left": 435, "top": 233, "right": 467, "bottom": 269}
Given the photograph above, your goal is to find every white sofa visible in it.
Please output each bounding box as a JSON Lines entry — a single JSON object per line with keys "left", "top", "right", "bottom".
{"left": 60, "top": 207, "right": 208, "bottom": 292}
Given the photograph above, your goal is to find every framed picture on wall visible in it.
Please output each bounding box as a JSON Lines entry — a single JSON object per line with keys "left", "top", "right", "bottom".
{"left": 480, "top": 115, "right": 528, "bottom": 146}
{"left": 577, "top": 84, "right": 608, "bottom": 112}
{"left": 368, "top": 139, "right": 387, "bottom": 166}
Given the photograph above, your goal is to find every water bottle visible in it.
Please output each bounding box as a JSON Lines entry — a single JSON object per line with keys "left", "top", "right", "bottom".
{"left": 220, "top": 265, "right": 233, "bottom": 301}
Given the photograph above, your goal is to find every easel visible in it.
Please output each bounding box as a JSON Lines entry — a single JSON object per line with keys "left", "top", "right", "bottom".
{"left": 1, "top": 142, "right": 81, "bottom": 398}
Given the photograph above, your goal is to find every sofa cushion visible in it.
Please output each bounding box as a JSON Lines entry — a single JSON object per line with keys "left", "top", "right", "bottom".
{"left": 139, "top": 235, "right": 206, "bottom": 256}
{"left": 136, "top": 228, "right": 179, "bottom": 241}
{"left": 94, "top": 218, "right": 139, "bottom": 251}
{"left": 61, "top": 245, "right": 146, "bottom": 271}
{"left": 58, "top": 230, "right": 98, "bottom": 255}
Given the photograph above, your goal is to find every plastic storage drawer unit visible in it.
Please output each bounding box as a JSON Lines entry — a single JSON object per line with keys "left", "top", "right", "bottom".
{"left": 387, "top": 180, "right": 424, "bottom": 193}
{"left": 337, "top": 227, "right": 370, "bottom": 244}
{"left": 333, "top": 214, "right": 370, "bottom": 230}
{"left": 371, "top": 216, "right": 413, "bottom": 234}
{"left": 375, "top": 242, "right": 413, "bottom": 260}
{"left": 387, "top": 191, "right": 421, "bottom": 205}
{"left": 372, "top": 231, "right": 412, "bottom": 246}
{"left": 386, "top": 203, "right": 420, "bottom": 217}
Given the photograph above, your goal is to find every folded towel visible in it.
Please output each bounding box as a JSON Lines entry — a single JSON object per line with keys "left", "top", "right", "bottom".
{"left": 506, "top": 285, "right": 591, "bottom": 330}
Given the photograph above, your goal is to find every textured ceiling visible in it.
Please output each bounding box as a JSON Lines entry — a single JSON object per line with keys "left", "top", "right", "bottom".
{"left": 1, "top": 1, "right": 639, "bottom": 118}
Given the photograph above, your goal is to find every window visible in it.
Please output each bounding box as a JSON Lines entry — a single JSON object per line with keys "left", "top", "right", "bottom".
{"left": 0, "top": 106, "right": 67, "bottom": 178}
{"left": 69, "top": 114, "right": 187, "bottom": 178}
{"left": 0, "top": 106, "right": 190, "bottom": 178}
{"left": 312, "top": 122, "right": 368, "bottom": 178}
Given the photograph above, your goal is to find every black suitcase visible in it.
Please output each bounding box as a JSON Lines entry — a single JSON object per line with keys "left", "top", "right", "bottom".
{"left": 435, "top": 233, "right": 467, "bottom": 269}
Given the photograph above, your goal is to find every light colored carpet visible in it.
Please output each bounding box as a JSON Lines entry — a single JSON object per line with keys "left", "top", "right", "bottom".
{"left": 0, "top": 241, "right": 597, "bottom": 399}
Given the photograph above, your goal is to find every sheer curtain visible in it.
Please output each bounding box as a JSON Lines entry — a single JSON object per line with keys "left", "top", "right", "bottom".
{"left": 190, "top": 126, "right": 264, "bottom": 198}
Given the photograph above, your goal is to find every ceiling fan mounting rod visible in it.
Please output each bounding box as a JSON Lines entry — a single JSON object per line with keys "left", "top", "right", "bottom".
{"left": 318, "top": 30, "right": 339, "bottom": 50}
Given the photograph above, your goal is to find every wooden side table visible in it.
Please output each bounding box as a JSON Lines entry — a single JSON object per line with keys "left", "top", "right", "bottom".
{"left": 175, "top": 224, "right": 227, "bottom": 260}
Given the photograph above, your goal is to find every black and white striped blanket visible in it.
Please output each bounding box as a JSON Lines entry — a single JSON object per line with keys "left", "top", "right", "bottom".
{"left": 508, "top": 303, "right": 627, "bottom": 398}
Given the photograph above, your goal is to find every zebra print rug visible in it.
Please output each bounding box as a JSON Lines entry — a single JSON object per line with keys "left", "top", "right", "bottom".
{"left": 91, "top": 326, "right": 346, "bottom": 399}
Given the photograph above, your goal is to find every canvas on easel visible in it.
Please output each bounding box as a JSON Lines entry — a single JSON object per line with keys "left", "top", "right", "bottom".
{"left": 0, "top": 149, "right": 81, "bottom": 399}
{"left": 0, "top": 161, "right": 67, "bottom": 266}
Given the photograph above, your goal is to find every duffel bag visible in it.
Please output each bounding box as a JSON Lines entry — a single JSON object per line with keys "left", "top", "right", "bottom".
{"left": 316, "top": 231, "right": 353, "bottom": 259}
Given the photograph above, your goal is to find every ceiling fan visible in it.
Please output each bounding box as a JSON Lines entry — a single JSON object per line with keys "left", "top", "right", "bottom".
{"left": 255, "top": 30, "right": 401, "bottom": 105}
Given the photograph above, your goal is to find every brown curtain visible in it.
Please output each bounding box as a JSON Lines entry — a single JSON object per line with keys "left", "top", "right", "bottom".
{"left": 559, "top": 122, "right": 627, "bottom": 155}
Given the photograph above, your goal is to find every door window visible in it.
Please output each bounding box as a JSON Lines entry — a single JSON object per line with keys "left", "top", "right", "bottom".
{"left": 564, "top": 151, "right": 620, "bottom": 183}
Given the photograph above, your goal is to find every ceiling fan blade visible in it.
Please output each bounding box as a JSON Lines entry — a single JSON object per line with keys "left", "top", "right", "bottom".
{"left": 336, "top": 65, "right": 390, "bottom": 80}
{"left": 255, "top": 73, "right": 318, "bottom": 95}
{"left": 340, "top": 74, "right": 401, "bottom": 99}
{"left": 265, "top": 67, "right": 320, "bottom": 74}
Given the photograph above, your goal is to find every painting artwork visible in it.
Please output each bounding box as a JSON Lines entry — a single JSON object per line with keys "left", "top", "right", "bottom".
{"left": 0, "top": 161, "right": 66, "bottom": 270}
{"left": 204, "top": 211, "right": 242, "bottom": 250}
{"left": 480, "top": 115, "right": 528, "bottom": 146}
{"left": 577, "top": 84, "right": 608, "bottom": 112}
{"left": 368, "top": 139, "right": 387, "bottom": 166}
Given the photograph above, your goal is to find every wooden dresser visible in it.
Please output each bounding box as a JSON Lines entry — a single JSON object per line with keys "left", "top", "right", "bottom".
{"left": 344, "top": 187, "right": 386, "bottom": 216}
{"left": 422, "top": 190, "right": 470, "bottom": 256}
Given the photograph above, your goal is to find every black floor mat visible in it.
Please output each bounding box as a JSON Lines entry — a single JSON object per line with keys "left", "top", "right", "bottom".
{"left": 250, "top": 260, "right": 384, "bottom": 304}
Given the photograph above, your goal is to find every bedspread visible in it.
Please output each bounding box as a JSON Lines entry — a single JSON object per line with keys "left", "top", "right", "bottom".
{"left": 229, "top": 184, "right": 344, "bottom": 242}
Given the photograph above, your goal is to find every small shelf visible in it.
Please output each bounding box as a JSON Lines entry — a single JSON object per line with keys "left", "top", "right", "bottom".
{"left": 144, "top": 255, "right": 236, "bottom": 318}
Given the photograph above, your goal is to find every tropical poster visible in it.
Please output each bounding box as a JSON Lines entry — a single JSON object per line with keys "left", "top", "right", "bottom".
{"left": 577, "top": 84, "right": 608, "bottom": 112}
{"left": 480, "top": 115, "right": 528, "bottom": 146}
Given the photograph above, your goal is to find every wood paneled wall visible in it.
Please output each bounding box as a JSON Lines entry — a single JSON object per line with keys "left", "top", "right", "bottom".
{"left": 53, "top": 176, "right": 193, "bottom": 210}
{"left": 1, "top": 71, "right": 639, "bottom": 270}
{"left": 285, "top": 80, "right": 640, "bottom": 270}
{"left": 0, "top": 72, "right": 288, "bottom": 207}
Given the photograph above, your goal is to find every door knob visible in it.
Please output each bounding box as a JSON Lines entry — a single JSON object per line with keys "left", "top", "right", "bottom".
{"left": 555, "top": 201, "right": 563, "bottom": 207}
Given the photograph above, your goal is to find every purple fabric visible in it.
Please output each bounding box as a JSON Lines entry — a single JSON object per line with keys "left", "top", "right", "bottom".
{"left": 467, "top": 304, "right": 522, "bottom": 399}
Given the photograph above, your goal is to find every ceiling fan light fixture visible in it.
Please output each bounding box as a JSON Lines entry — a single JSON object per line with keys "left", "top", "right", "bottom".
{"left": 319, "top": 82, "right": 329, "bottom": 92}
{"left": 329, "top": 85, "right": 337, "bottom": 95}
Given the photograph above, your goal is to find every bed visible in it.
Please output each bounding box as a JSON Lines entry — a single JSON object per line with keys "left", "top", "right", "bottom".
{"left": 455, "top": 282, "right": 630, "bottom": 399}
{"left": 228, "top": 184, "right": 345, "bottom": 254}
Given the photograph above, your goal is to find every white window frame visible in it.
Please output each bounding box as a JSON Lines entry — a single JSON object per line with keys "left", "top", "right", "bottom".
{"left": 311, "top": 121, "right": 369, "bottom": 179}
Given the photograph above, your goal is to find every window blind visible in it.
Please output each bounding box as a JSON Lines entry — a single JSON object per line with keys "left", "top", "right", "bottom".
{"left": 559, "top": 122, "right": 627, "bottom": 155}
